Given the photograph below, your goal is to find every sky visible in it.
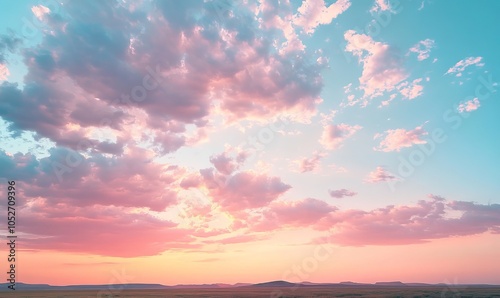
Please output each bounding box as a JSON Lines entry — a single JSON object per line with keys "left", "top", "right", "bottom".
{"left": 0, "top": 0, "right": 499, "bottom": 287}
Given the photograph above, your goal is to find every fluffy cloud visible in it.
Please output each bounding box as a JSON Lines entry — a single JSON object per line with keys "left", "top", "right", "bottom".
{"left": 263, "top": 198, "right": 337, "bottom": 227}
{"left": 343, "top": 30, "right": 429, "bottom": 106}
{"left": 374, "top": 124, "right": 428, "bottom": 152}
{"left": 249, "top": 195, "right": 500, "bottom": 246}
{"left": 19, "top": 203, "right": 196, "bottom": 257}
{"left": 31, "top": 4, "right": 51, "bottom": 20}
{"left": 294, "top": 0, "right": 351, "bottom": 34}
{"left": 0, "top": 151, "right": 39, "bottom": 181}
{"left": 209, "top": 148, "right": 248, "bottom": 175}
{"left": 320, "top": 123, "right": 362, "bottom": 150}
{"left": 1, "top": 147, "right": 182, "bottom": 211}
{"left": 344, "top": 30, "right": 408, "bottom": 100}
{"left": 7, "top": 138, "right": 500, "bottom": 255}
{"left": 365, "top": 166, "right": 398, "bottom": 183}
{"left": 0, "top": 1, "right": 330, "bottom": 259}
{"left": 323, "top": 196, "right": 500, "bottom": 246}
{"left": 201, "top": 169, "right": 291, "bottom": 212}
{"left": 1, "top": 0, "right": 495, "bottom": 261}
{"left": 457, "top": 98, "right": 480, "bottom": 113}
{"left": 445, "top": 57, "right": 484, "bottom": 77}
{"left": 0, "top": 0, "right": 327, "bottom": 155}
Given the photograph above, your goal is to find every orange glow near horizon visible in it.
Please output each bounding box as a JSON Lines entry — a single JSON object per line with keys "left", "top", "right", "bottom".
{"left": 15, "top": 233, "right": 500, "bottom": 286}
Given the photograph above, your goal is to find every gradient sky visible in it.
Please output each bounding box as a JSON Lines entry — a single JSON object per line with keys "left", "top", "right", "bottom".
{"left": 0, "top": 0, "right": 499, "bottom": 286}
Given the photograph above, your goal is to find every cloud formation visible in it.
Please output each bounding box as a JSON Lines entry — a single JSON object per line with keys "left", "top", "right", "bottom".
{"left": 0, "top": 0, "right": 328, "bottom": 155}
{"left": 409, "top": 39, "right": 435, "bottom": 61}
{"left": 201, "top": 169, "right": 291, "bottom": 212}
{"left": 398, "top": 78, "right": 424, "bottom": 100}
{"left": 0, "top": 0, "right": 497, "bottom": 264}
{"left": 457, "top": 97, "right": 480, "bottom": 113}
{"left": 0, "top": 64, "right": 8, "bottom": 81}
{"left": 445, "top": 57, "right": 484, "bottom": 77}
{"left": 370, "top": 0, "right": 392, "bottom": 12}
{"left": 293, "top": 150, "right": 326, "bottom": 173}
{"left": 320, "top": 123, "right": 362, "bottom": 150}
{"left": 344, "top": 30, "right": 408, "bottom": 100}
{"left": 324, "top": 196, "right": 500, "bottom": 246}
{"left": 19, "top": 203, "right": 196, "bottom": 257}
{"left": 365, "top": 166, "right": 398, "bottom": 183}
{"left": 374, "top": 124, "right": 428, "bottom": 152}
{"left": 250, "top": 196, "right": 500, "bottom": 246}
{"left": 294, "top": 0, "right": 351, "bottom": 34}
{"left": 210, "top": 148, "right": 248, "bottom": 175}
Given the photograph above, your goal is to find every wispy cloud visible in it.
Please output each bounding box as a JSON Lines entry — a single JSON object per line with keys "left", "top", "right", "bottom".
{"left": 409, "top": 39, "right": 435, "bottom": 61}
{"left": 445, "top": 57, "right": 484, "bottom": 77}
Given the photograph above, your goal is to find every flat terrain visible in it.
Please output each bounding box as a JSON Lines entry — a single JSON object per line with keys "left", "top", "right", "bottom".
{"left": 1, "top": 286, "right": 500, "bottom": 298}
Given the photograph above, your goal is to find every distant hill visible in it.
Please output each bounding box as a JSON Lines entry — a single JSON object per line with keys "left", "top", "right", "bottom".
{"left": 215, "top": 283, "right": 253, "bottom": 288}
{"left": 1, "top": 281, "right": 498, "bottom": 291}
{"left": 338, "top": 281, "right": 372, "bottom": 286}
{"left": 251, "top": 280, "right": 299, "bottom": 287}
{"left": 0, "top": 282, "right": 253, "bottom": 291}
{"left": 0, "top": 283, "right": 52, "bottom": 290}
{"left": 0, "top": 283, "right": 170, "bottom": 291}
{"left": 375, "top": 281, "right": 407, "bottom": 286}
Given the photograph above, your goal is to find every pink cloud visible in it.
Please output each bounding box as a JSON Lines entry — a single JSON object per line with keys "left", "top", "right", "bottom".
{"left": 266, "top": 198, "right": 337, "bottom": 226}
{"left": 257, "top": 0, "right": 305, "bottom": 53}
{"left": 31, "top": 5, "right": 50, "bottom": 20}
{"left": 374, "top": 124, "right": 428, "bottom": 152}
{"left": 370, "top": 0, "right": 391, "bottom": 12}
{"left": 0, "top": 64, "right": 9, "bottom": 81}
{"left": 329, "top": 188, "right": 357, "bottom": 198}
{"left": 293, "top": 150, "right": 326, "bottom": 173}
{"left": 365, "top": 166, "right": 398, "bottom": 183}
{"left": 323, "top": 196, "right": 500, "bottom": 246}
{"left": 320, "top": 123, "right": 362, "bottom": 150}
{"left": 398, "top": 78, "right": 424, "bottom": 100}
{"left": 379, "top": 93, "right": 397, "bottom": 107}
{"left": 248, "top": 195, "right": 500, "bottom": 246}
{"left": 445, "top": 56, "right": 484, "bottom": 76}
{"left": 180, "top": 174, "right": 202, "bottom": 189}
{"left": 457, "top": 97, "right": 480, "bottom": 113}
{"left": 18, "top": 203, "right": 197, "bottom": 257}
{"left": 219, "top": 51, "right": 324, "bottom": 121}
{"left": 201, "top": 170, "right": 291, "bottom": 212}
{"left": 409, "top": 39, "right": 435, "bottom": 61}
{"left": 16, "top": 146, "right": 183, "bottom": 212}
{"left": 294, "top": 0, "right": 351, "bottom": 34}
{"left": 0, "top": 0, "right": 328, "bottom": 155}
{"left": 344, "top": 30, "right": 409, "bottom": 100}
{"left": 209, "top": 149, "right": 248, "bottom": 175}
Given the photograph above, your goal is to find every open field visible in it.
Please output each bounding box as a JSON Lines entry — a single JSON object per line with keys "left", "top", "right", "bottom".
{"left": 1, "top": 286, "right": 500, "bottom": 298}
